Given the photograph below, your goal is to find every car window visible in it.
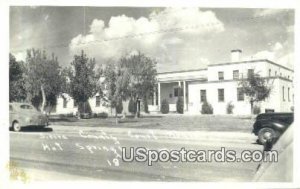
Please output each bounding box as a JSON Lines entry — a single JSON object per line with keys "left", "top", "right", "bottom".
{"left": 20, "top": 104, "right": 35, "bottom": 110}
{"left": 277, "top": 115, "right": 293, "bottom": 124}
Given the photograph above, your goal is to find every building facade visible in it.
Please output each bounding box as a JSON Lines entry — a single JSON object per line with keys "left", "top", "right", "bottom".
{"left": 54, "top": 93, "right": 109, "bottom": 115}
{"left": 149, "top": 50, "right": 294, "bottom": 115}
{"left": 55, "top": 50, "right": 294, "bottom": 115}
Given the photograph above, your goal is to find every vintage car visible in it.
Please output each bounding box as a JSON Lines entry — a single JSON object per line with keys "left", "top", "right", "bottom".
{"left": 253, "top": 123, "right": 293, "bottom": 182}
{"left": 252, "top": 112, "right": 294, "bottom": 144}
{"left": 9, "top": 102, "right": 49, "bottom": 132}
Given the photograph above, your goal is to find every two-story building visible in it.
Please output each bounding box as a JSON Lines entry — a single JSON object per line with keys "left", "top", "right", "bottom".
{"left": 148, "top": 49, "right": 294, "bottom": 115}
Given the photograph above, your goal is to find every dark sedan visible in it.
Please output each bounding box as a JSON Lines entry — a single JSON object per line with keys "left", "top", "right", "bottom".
{"left": 252, "top": 112, "right": 293, "bottom": 144}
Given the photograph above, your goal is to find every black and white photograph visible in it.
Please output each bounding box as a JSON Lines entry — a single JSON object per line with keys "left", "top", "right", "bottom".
{"left": 1, "top": 0, "right": 299, "bottom": 188}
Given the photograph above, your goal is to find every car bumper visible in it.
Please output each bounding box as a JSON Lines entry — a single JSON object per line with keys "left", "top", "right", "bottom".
{"left": 23, "top": 118, "right": 48, "bottom": 127}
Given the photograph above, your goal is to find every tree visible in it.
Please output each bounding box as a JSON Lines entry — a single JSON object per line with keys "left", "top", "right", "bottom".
{"left": 239, "top": 73, "right": 272, "bottom": 114}
{"left": 9, "top": 53, "right": 27, "bottom": 102}
{"left": 116, "top": 52, "right": 157, "bottom": 118}
{"left": 67, "top": 50, "right": 101, "bottom": 114}
{"left": 103, "top": 62, "right": 118, "bottom": 116}
{"left": 25, "top": 49, "right": 65, "bottom": 113}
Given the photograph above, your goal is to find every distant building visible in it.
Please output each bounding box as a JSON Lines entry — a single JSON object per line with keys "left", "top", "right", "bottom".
{"left": 55, "top": 50, "right": 294, "bottom": 115}
{"left": 55, "top": 93, "right": 108, "bottom": 115}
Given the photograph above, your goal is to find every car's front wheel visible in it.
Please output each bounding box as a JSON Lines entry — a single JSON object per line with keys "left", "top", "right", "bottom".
{"left": 258, "top": 127, "right": 279, "bottom": 145}
{"left": 12, "top": 121, "right": 21, "bottom": 132}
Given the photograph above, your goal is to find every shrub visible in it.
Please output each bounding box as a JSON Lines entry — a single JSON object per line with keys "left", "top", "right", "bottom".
{"left": 59, "top": 113, "right": 74, "bottom": 118}
{"left": 201, "top": 101, "right": 213, "bottom": 114}
{"left": 176, "top": 97, "right": 184, "bottom": 114}
{"left": 116, "top": 99, "right": 123, "bottom": 114}
{"left": 161, "top": 99, "right": 169, "bottom": 114}
{"left": 128, "top": 98, "right": 137, "bottom": 114}
{"left": 98, "top": 112, "right": 108, "bottom": 119}
{"left": 253, "top": 105, "right": 261, "bottom": 115}
{"left": 226, "top": 102, "right": 234, "bottom": 114}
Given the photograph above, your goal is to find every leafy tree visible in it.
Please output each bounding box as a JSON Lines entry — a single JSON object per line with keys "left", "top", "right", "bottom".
{"left": 67, "top": 50, "right": 101, "bottom": 114}
{"left": 25, "top": 49, "right": 65, "bottom": 113}
{"left": 9, "top": 53, "right": 27, "bottom": 102}
{"left": 116, "top": 52, "right": 157, "bottom": 118}
{"left": 104, "top": 62, "right": 118, "bottom": 116}
{"left": 239, "top": 73, "right": 272, "bottom": 114}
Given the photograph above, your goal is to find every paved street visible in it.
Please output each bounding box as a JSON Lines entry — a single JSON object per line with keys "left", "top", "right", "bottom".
{"left": 10, "top": 124, "right": 262, "bottom": 182}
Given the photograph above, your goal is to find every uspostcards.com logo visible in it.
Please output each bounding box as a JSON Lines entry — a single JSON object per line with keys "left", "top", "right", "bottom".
{"left": 122, "top": 147, "right": 278, "bottom": 166}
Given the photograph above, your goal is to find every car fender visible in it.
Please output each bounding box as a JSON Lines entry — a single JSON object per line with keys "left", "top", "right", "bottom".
{"left": 11, "top": 115, "right": 27, "bottom": 127}
{"left": 261, "top": 121, "right": 287, "bottom": 133}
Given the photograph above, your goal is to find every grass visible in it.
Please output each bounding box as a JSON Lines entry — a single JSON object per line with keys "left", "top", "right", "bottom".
{"left": 49, "top": 114, "right": 255, "bottom": 133}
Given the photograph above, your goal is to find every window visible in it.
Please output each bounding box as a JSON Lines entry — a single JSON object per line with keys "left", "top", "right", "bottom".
{"left": 269, "top": 69, "right": 271, "bottom": 77}
{"left": 275, "top": 71, "right": 277, "bottom": 76}
{"left": 293, "top": 94, "right": 294, "bottom": 103}
{"left": 63, "top": 98, "right": 67, "bottom": 108}
{"left": 218, "top": 89, "right": 224, "bottom": 102}
{"left": 237, "top": 88, "right": 244, "bottom": 101}
{"left": 20, "top": 104, "right": 34, "bottom": 109}
{"left": 200, "top": 90, "right": 206, "bottom": 102}
{"left": 288, "top": 87, "right": 290, "bottom": 102}
{"left": 96, "top": 96, "right": 101, "bottom": 107}
{"left": 248, "top": 69, "right": 254, "bottom": 78}
{"left": 174, "top": 88, "right": 179, "bottom": 97}
{"left": 282, "top": 86, "right": 285, "bottom": 101}
{"left": 233, "top": 70, "right": 239, "bottom": 80}
{"left": 218, "top": 72, "right": 224, "bottom": 80}
{"left": 74, "top": 100, "right": 77, "bottom": 107}
{"left": 174, "top": 87, "right": 183, "bottom": 97}
{"left": 288, "top": 76, "right": 290, "bottom": 79}
{"left": 9, "top": 105, "right": 13, "bottom": 111}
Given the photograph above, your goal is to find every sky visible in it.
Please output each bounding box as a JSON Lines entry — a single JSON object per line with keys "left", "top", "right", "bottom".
{"left": 9, "top": 6, "right": 294, "bottom": 72}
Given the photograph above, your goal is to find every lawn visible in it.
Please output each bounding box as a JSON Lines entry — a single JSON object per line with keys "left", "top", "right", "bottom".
{"left": 49, "top": 114, "right": 255, "bottom": 133}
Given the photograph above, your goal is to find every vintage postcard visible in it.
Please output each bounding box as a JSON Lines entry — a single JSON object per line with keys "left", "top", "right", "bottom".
{"left": 1, "top": 0, "right": 299, "bottom": 188}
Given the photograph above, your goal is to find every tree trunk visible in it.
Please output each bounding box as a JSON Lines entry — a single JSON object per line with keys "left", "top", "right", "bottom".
{"left": 250, "top": 99, "right": 254, "bottom": 114}
{"left": 115, "top": 107, "right": 118, "bottom": 125}
{"left": 121, "top": 100, "right": 126, "bottom": 119}
{"left": 41, "top": 85, "right": 46, "bottom": 113}
{"left": 135, "top": 99, "right": 140, "bottom": 118}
